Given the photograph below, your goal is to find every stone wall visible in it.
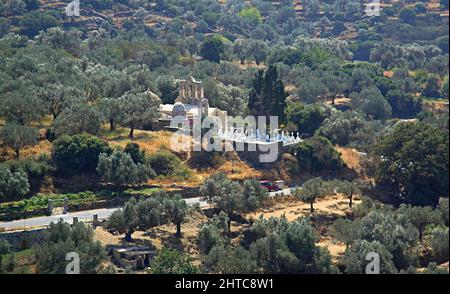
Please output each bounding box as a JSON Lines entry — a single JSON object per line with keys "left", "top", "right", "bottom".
{"left": 0, "top": 228, "right": 47, "bottom": 250}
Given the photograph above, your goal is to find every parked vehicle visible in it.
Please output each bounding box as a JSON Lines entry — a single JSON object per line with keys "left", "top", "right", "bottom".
{"left": 260, "top": 181, "right": 280, "bottom": 192}
{"left": 274, "top": 180, "right": 285, "bottom": 190}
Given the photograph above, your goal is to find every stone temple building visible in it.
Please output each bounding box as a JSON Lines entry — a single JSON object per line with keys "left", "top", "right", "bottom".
{"left": 157, "top": 76, "right": 227, "bottom": 130}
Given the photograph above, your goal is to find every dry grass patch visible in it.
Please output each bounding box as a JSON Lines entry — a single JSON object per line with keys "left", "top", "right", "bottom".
{"left": 327, "top": 97, "right": 351, "bottom": 106}
{"left": 246, "top": 193, "right": 360, "bottom": 222}
{"left": 0, "top": 139, "right": 51, "bottom": 161}
{"left": 317, "top": 237, "right": 346, "bottom": 262}
{"left": 229, "top": 60, "right": 266, "bottom": 70}
{"left": 423, "top": 100, "right": 449, "bottom": 115}
{"left": 336, "top": 146, "right": 362, "bottom": 175}
{"left": 104, "top": 128, "right": 178, "bottom": 155}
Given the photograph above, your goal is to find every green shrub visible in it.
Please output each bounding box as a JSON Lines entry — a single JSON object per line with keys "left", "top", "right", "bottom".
{"left": 149, "top": 248, "right": 200, "bottom": 274}
{"left": 427, "top": 226, "right": 449, "bottom": 264}
{"left": 45, "top": 128, "right": 56, "bottom": 142}
{"left": 34, "top": 220, "right": 106, "bottom": 274}
{"left": 189, "top": 151, "right": 224, "bottom": 169}
{"left": 290, "top": 136, "right": 344, "bottom": 173}
{"left": 1, "top": 156, "right": 52, "bottom": 195}
{"left": 123, "top": 142, "right": 145, "bottom": 164}
{"left": 198, "top": 223, "right": 223, "bottom": 255}
{"left": 0, "top": 166, "right": 29, "bottom": 199}
{"left": 52, "top": 133, "right": 111, "bottom": 177}
{"left": 97, "top": 150, "right": 155, "bottom": 187}
{"left": 148, "top": 150, "right": 191, "bottom": 178}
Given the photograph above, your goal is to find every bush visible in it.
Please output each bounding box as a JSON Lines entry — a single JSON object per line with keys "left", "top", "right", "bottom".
{"left": 147, "top": 150, "right": 187, "bottom": 177}
{"left": 242, "top": 179, "right": 269, "bottom": 212}
{"left": 198, "top": 212, "right": 229, "bottom": 255}
{"left": 189, "top": 151, "right": 224, "bottom": 169}
{"left": 1, "top": 156, "right": 53, "bottom": 194}
{"left": 149, "top": 248, "right": 200, "bottom": 274}
{"left": 34, "top": 220, "right": 106, "bottom": 274}
{"left": 0, "top": 192, "right": 99, "bottom": 218}
{"left": 246, "top": 217, "right": 336, "bottom": 273}
{"left": 19, "top": 11, "right": 61, "bottom": 37}
{"left": 0, "top": 240, "right": 15, "bottom": 274}
{"left": 45, "top": 128, "right": 56, "bottom": 142}
{"left": 0, "top": 166, "right": 29, "bottom": 199}
{"left": 375, "top": 122, "right": 449, "bottom": 206}
{"left": 52, "top": 133, "right": 111, "bottom": 177}
{"left": 343, "top": 240, "right": 397, "bottom": 274}
{"left": 286, "top": 102, "right": 331, "bottom": 136}
{"left": 97, "top": 150, "right": 155, "bottom": 187}
{"left": 204, "top": 244, "right": 258, "bottom": 274}
{"left": 290, "top": 136, "right": 344, "bottom": 173}
{"left": 427, "top": 226, "right": 449, "bottom": 263}
{"left": 53, "top": 103, "right": 102, "bottom": 136}
{"left": 123, "top": 142, "right": 145, "bottom": 164}
{"left": 198, "top": 223, "right": 223, "bottom": 255}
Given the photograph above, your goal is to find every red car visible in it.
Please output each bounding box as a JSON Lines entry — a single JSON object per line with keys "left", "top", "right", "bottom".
{"left": 260, "top": 181, "right": 280, "bottom": 192}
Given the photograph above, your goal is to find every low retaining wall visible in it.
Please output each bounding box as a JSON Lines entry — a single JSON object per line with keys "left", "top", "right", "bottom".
{"left": 0, "top": 187, "right": 202, "bottom": 222}
{"left": 0, "top": 228, "right": 47, "bottom": 250}
{"left": 0, "top": 208, "right": 49, "bottom": 222}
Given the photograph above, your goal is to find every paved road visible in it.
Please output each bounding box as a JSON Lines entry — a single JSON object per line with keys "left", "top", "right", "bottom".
{"left": 0, "top": 188, "right": 297, "bottom": 231}
{"left": 0, "top": 197, "right": 208, "bottom": 231}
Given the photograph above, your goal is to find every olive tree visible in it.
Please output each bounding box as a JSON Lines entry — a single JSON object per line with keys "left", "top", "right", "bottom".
{"left": 204, "top": 244, "right": 258, "bottom": 274}
{"left": 198, "top": 212, "right": 229, "bottom": 255}
{"left": 106, "top": 196, "right": 169, "bottom": 242}
{"left": 53, "top": 102, "right": 102, "bottom": 136}
{"left": 296, "top": 177, "right": 330, "bottom": 213}
{"left": 247, "top": 39, "right": 267, "bottom": 65}
{"left": 343, "top": 239, "right": 397, "bottom": 274}
{"left": 105, "top": 198, "right": 139, "bottom": 242}
{"left": 165, "top": 195, "right": 188, "bottom": 237}
{"left": 201, "top": 173, "right": 244, "bottom": 230}
{"left": 0, "top": 89, "right": 44, "bottom": 125}
{"left": 351, "top": 86, "right": 392, "bottom": 120}
{"left": 398, "top": 205, "right": 443, "bottom": 240}
{"left": 0, "top": 166, "right": 30, "bottom": 199}
{"left": 232, "top": 38, "right": 250, "bottom": 64}
{"left": 242, "top": 179, "right": 269, "bottom": 212}
{"left": 0, "top": 123, "right": 38, "bottom": 158}
{"left": 96, "top": 150, "right": 155, "bottom": 187}
{"left": 34, "top": 220, "right": 106, "bottom": 274}
{"left": 427, "top": 226, "right": 449, "bottom": 263}
{"left": 38, "top": 84, "right": 83, "bottom": 121}
{"left": 337, "top": 179, "right": 365, "bottom": 208}
{"left": 375, "top": 122, "right": 449, "bottom": 207}
{"left": 329, "top": 218, "right": 361, "bottom": 249}
{"left": 118, "top": 91, "right": 161, "bottom": 139}
{"left": 359, "top": 210, "right": 419, "bottom": 267}
{"left": 100, "top": 97, "right": 123, "bottom": 131}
